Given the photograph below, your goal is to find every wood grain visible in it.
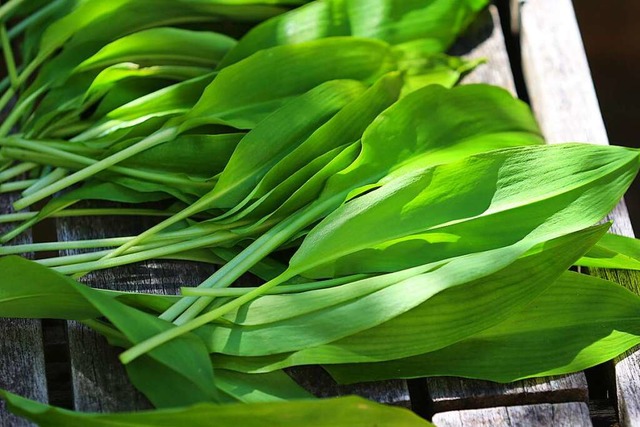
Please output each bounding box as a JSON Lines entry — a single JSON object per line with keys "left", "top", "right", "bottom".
{"left": 287, "top": 366, "right": 410, "bottom": 408}
{"left": 0, "top": 193, "right": 48, "bottom": 426}
{"left": 518, "top": 1, "right": 640, "bottom": 425}
{"left": 424, "top": 3, "right": 588, "bottom": 414}
{"left": 433, "top": 402, "right": 592, "bottom": 427}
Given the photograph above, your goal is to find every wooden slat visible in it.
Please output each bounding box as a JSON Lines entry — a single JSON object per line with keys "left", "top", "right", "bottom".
{"left": 423, "top": 3, "right": 588, "bottom": 414}
{"left": 57, "top": 212, "right": 217, "bottom": 412}
{"left": 433, "top": 402, "right": 592, "bottom": 427}
{"left": 287, "top": 366, "right": 411, "bottom": 408}
{"left": 518, "top": 1, "right": 640, "bottom": 425}
{"left": 428, "top": 375, "right": 588, "bottom": 413}
{"left": 0, "top": 193, "right": 48, "bottom": 426}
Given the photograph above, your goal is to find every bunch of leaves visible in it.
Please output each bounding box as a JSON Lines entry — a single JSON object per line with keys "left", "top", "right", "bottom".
{"left": 2, "top": 1, "right": 640, "bottom": 426}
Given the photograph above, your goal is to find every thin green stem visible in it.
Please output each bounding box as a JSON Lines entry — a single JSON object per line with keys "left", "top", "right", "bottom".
{"left": 0, "top": 0, "right": 25, "bottom": 22}
{"left": 0, "top": 24, "right": 19, "bottom": 89}
{"left": 0, "top": 208, "right": 175, "bottom": 224}
{"left": 0, "top": 85, "right": 46, "bottom": 136}
{"left": 0, "top": 178, "right": 36, "bottom": 193}
{"left": 3, "top": 137, "right": 211, "bottom": 191}
{"left": 54, "top": 231, "right": 239, "bottom": 275}
{"left": 12, "top": 126, "right": 179, "bottom": 210}
{"left": 22, "top": 167, "right": 67, "bottom": 196}
{"left": 167, "top": 199, "right": 336, "bottom": 324}
{"left": 0, "top": 161, "right": 36, "bottom": 182}
{"left": 0, "top": 236, "right": 134, "bottom": 255}
{"left": 180, "top": 274, "right": 370, "bottom": 297}
{"left": 8, "top": 0, "right": 66, "bottom": 39}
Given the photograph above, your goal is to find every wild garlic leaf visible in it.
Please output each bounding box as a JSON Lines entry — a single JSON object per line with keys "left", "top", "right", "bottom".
{"left": 576, "top": 233, "right": 640, "bottom": 270}
{"left": 0, "top": 256, "right": 220, "bottom": 406}
{"left": 292, "top": 144, "right": 639, "bottom": 279}
{"left": 0, "top": 392, "right": 432, "bottom": 427}
{"left": 326, "top": 271, "right": 640, "bottom": 384}
{"left": 220, "top": 0, "right": 489, "bottom": 66}
{"left": 205, "top": 224, "right": 607, "bottom": 360}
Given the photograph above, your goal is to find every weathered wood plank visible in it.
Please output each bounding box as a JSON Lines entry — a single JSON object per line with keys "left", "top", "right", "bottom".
{"left": 518, "top": 1, "right": 640, "bottom": 425}
{"left": 57, "top": 212, "right": 217, "bottom": 412}
{"left": 428, "top": 375, "right": 588, "bottom": 413}
{"left": 455, "top": 5, "right": 516, "bottom": 94}
{"left": 423, "top": 3, "right": 588, "bottom": 414}
{"left": 433, "top": 402, "right": 592, "bottom": 427}
{"left": 0, "top": 193, "right": 48, "bottom": 426}
{"left": 287, "top": 366, "right": 410, "bottom": 408}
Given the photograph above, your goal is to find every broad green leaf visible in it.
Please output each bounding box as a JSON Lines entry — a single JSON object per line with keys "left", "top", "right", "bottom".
{"left": 178, "top": 37, "right": 398, "bottom": 131}
{"left": 122, "top": 133, "right": 244, "bottom": 178}
{"left": 74, "top": 28, "right": 236, "bottom": 72}
{"left": 327, "top": 271, "right": 640, "bottom": 384}
{"left": 0, "top": 256, "right": 220, "bottom": 406}
{"left": 576, "top": 233, "right": 640, "bottom": 270}
{"left": 0, "top": 256, "right": 100, "bottom": 319}
{"left": 220, "top": 0, "right": 489, "bottom": 66}
{"left": 222, "top": 72, "right": 403, "bottom": 220}
{"left": 74, "top": 73, "right": 215, "bottom": 141}
{"left": 207, "top": 79, "right": 367, "bottom": 208}
{"left": 0, "top": 392, "right": 432, "bottom": 427}
{"left": 293, "top": 144, "right": 639, "bottom": 279}
{"left": 206, "top": 224, "right": 606, "bottom": 361}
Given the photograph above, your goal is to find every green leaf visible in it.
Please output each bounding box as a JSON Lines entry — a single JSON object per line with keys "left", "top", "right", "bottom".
{"left": 327, "top": 271, "right": 640, "bottom": 384}
{"left": 294, "top": 144, "right": 639, "bottom": 278}
{"left": 74, "top": 28, "right": 236, "bottom": 72}
{"left": 178, "top": 37, "right": 398, "bottom": 131}
{"left": 576, "top": 233, "right": 640, "bottom": 270}
{"left": 207, "top": 79, "right": 367, "bottom": 208}
{"left": 220, "top": 0, "right": 489, "bottom": 66}
{"left": 0, "top": 256, "right": 220, "bottom": 407}
{"left": 0, "top": 392, "right": 433, "bottom": 427}
{"left": 208, "top": 224, "right": 607, "bottom": 365}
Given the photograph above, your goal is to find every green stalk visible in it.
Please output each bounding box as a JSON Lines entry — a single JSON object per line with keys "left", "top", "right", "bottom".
{"left": 180, "top": 274, "right": 370, "bottom": 297}
{"left": 54, "top": 231, "right": 240, "bottom": 275}
{"left": 0, "top": 236, "right": 134, "bottom": 255}
{"left": 0, "top": 208, "right": 174, "bottom": 224}
{"left": 22, "top": 167, "right": 67, "bottom": 196}
{"left": 0, "top": 0, "right": 26, "bottom": 22}
{"left": 39, "top": 240, "right": 171, "bottom": 267}
{"left": 0, "top": 161, "right": 36, "bottom": 182}
{"left": 0, "top": 24, "right": 19, "bottom": 89}
{"left": 0, "top": 85, "right": 46, "bottom": 136}
{"left": 3, "top": 137, "right": 211, "bottom": 191}
{"left": 163, "top": 197, "right": 339, "bottom": 324}
{"left": 0, "top": 178, "right": 36, "bottom": 193}
{"left": 8, "top": 0, "right": 66, "bottom": 40}
{"left": 12, "top": 126, "right": 179, "bottom": 210}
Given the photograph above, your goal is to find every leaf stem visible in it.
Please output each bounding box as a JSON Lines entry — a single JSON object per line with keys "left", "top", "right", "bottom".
{"left": 0, "top": 24, "right": 19, "bottom": 89}
{"left": 0, "top": 161, "right": 36, "bottom": 182}
{"left": 180, "top": 274, "right": 370, "bottom": 296}
{"left": 0, "top": 178, "right": 36, "bottom": 193}
{"left": 12, "top": 126, "right": 179, "bottom": 210}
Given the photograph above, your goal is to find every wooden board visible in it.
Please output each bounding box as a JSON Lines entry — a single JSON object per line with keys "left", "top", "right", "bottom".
{"left": 424, "top": 3, "right": 589, "bottom": 415}
{"left": 433, "top": 402, "right": 592, "bottom": 427}
{"left": 0, "top": 193, "right": 48, "bottom": 426}
{"left": 517, "top": 1, "right": 640, "bottom": 425}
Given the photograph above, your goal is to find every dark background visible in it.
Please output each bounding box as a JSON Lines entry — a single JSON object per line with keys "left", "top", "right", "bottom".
{"left": 573, "top": 0, "right": 640, "bottom": 227}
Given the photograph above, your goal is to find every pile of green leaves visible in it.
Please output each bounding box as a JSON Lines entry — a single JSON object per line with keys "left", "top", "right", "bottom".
{"left": 1, "top": 1, "right": 640, "bottom": 426}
